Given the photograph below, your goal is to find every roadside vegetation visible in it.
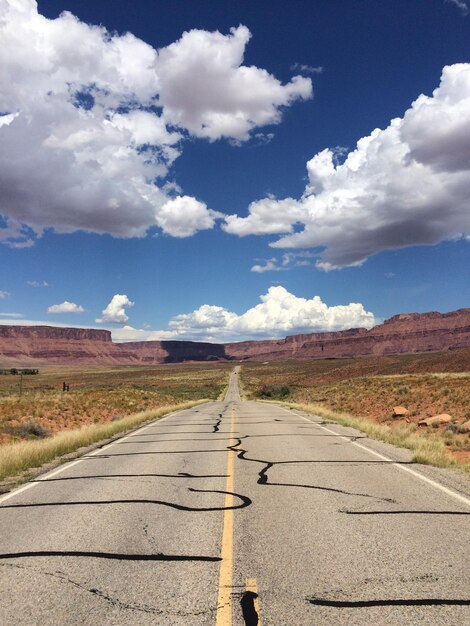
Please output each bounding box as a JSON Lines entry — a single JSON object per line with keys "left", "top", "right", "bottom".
{"left": 0, "top": 400, "right": 208, "bottom": 482}
{"left": 0, "top": 363, "right": 231, "bottom": 482}
{"left": 0, "top": 363, "right": 231, "bottom": 444}
{"left": 241, "top": 350, "right": 470, "bottom": 473}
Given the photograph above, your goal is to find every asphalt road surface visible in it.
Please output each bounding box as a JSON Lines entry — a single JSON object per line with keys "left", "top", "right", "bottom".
{"left": 1, "top": 368, "right": 469, "bottom": 625}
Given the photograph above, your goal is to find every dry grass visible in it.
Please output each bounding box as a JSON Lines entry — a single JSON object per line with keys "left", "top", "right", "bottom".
{"left": 0, "top": 363, "right": 231, "bottom": 444}
{"left": 260, "top": 400, "right": 469, "bottom": 473}
{"left": 0, "top": 363, "right": 231, "bottom": 481}
{"left": 241, "top": 351, "right": 470, "bottom": 472}
{"left": 241, "top": 356, "right": 470, "bottom": 420}
{"left": 0, "top": 399, "right": 208, "bottom": 481}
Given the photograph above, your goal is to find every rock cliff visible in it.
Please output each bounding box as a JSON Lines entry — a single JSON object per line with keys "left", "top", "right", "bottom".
{"left": 119, "top": 340, "right": 227, "bottom": 364}
{"left": 0, "top": 327, "right": 227, "bottom": 365}
{"left": 0, "top": 308, "right": 469, "bottom": 365}
{"left": 0, "top": 326, "right": 125, "bottom": 365}
{"left": 0, "top": 326, "right": 112, "bottom": 342}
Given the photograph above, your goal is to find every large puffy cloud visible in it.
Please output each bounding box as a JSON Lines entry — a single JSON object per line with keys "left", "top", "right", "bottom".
{"left": 0, "top": 0, "right": 168, "bottom": 245}
{"left": 225, "top": 197, "right": 306, "bottom": 236}
{"left": 0, "top": 2, "right": 311, "bottom": 247}
{"left": 112, "top": 286, "right": 376, "bottom": 342}
{"left": 96, "top": 294, "right": 134, "bottom": 324}
{"left": 224, "top": 63, "right": 470, "bottom": 269}
{"left": 156, "top": 25, "right": 312, "bottom": 141}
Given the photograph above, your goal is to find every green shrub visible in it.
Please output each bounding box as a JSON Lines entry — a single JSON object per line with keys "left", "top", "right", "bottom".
{"left": 256, "top": 384, "right": 291, "bottom": 399}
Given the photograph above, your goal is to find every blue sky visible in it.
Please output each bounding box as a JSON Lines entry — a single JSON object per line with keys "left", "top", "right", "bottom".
{"left": 0, "top": 0, "right": 469, "bottom": 342}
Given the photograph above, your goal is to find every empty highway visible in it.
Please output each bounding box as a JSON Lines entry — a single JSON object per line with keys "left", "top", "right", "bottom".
{"left": 0, "top": 368, "right": 469, "bottom": 625}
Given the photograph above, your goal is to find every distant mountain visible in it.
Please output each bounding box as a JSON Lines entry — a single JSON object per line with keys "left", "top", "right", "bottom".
{"left": 226, "top": 309, "right": 470, "bottom": 361}
{"left": 0, "top": 308, "right": 469, "bottom": 366}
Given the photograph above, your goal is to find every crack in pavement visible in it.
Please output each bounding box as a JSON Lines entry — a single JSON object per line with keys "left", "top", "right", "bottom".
{"left": 0, "top": 551, "right": 221, "bottom": 561}
{"left": 0, "top": 562, "right": 219, "bottom": 617}
{"left": 0, "top": 488, "right": 252, "bottom": 512}
{"left": 248, "top": 432, "right": 362, "bottom": 438}
{"left": 140, "top": 519, "right": 163, "bottom": 555}
{"left": 82, "top": 448, "right": 234, "bottom": 458}
{"left": 123, "top": 432, "right": 231, "bottom": 436}
{"left": 323, "top": 572, "right": 441, "bottom": 598}
{"left": 228, "top": 437, "right": 396, "bottom": 503}
{"left": 307, "top": 596, "right": 470, "bottom": 607}
{"left": 339, "top": 508, "right": 469, "bottom": 515}
{"left": 116, "top": 438, "right": 230, "bottom": 443}
{"left": 34, "top": 472, "right": 229, "bottom": 483}
{"left": 213, "top": 414, "right": 223, "bottom": 433}
{"left": 48, "top": 571, "right": 166, "bottom": 615}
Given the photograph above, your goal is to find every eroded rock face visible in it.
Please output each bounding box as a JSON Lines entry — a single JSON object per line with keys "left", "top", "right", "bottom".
{"left": 119, "top": 340, "right": 227, "bottom": 364}
{"left": 0, "top": 327, "right": 227, "bottom": 365}
{"left": 0, "top": 308, "right": 469, "bottom": 365}
{"left": 0, "top": 326, "right": 112, "bottom": 342}
{"left": 0, "top": 326, "right": 126, "bottom": 365}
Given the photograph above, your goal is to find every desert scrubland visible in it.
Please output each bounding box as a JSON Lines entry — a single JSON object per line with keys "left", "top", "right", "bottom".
{"left": 240, "top": 349, "right": 470, "bottom": 471}
{"left": 0, "top": 363, "right": 232, "bottom": 445}
{"left": 0, "top": 364, "right": 232, "bottom": 482}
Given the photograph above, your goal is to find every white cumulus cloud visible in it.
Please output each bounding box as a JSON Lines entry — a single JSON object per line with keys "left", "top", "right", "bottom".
{"left": 0, "top": 1, "right": 312, "bottom": 247}
{"left": 156, "top": 25, "right": 312, "bottom": 142}
{"left": 112, "top": 286, "right": 376, "bottom": 342}
{"left": 0, "top": 291, "right": 10, "bottom": 299}
{"left": 96, "top": 294, "right": 134, "bottom": 324}
{"left": 157, "top": 196, "right": 222, "bottom": 237}
{"left": 47, "top": 301, "right": 85, "bottom": 314}
{"left": 224, "top": 63, "right": 470, "bottom": 269}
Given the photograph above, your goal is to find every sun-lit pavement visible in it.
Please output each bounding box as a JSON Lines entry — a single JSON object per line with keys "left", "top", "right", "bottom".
{"left": 0, "top": 368, "right": 469, "bottom": 625}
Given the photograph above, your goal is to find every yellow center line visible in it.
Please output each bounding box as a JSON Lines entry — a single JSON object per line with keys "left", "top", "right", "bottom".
{"left": 215, "top": 405, "right": 236, "bottom": 626}
{"left": 245, "top": 578, "right": 262, "bottom": 624}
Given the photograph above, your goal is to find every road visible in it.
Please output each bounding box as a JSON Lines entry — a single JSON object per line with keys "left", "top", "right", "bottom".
{"left": 0, "top": 367, "right": 469, "bottom": 625}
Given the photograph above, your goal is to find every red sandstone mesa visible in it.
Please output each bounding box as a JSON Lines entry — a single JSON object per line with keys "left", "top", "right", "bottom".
{"left": 0, "top": 308, "right": 469, "bottom": 366}
{"left": 225, "top": 309, "right": 470, "bottom": 361}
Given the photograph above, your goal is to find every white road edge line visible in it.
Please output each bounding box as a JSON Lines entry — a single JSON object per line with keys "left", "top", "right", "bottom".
{"left": 277, "top": 405, "right": 470, "bottom": 508}
{"left": 0, "top": 405, "right": 200, "bottom": 505}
